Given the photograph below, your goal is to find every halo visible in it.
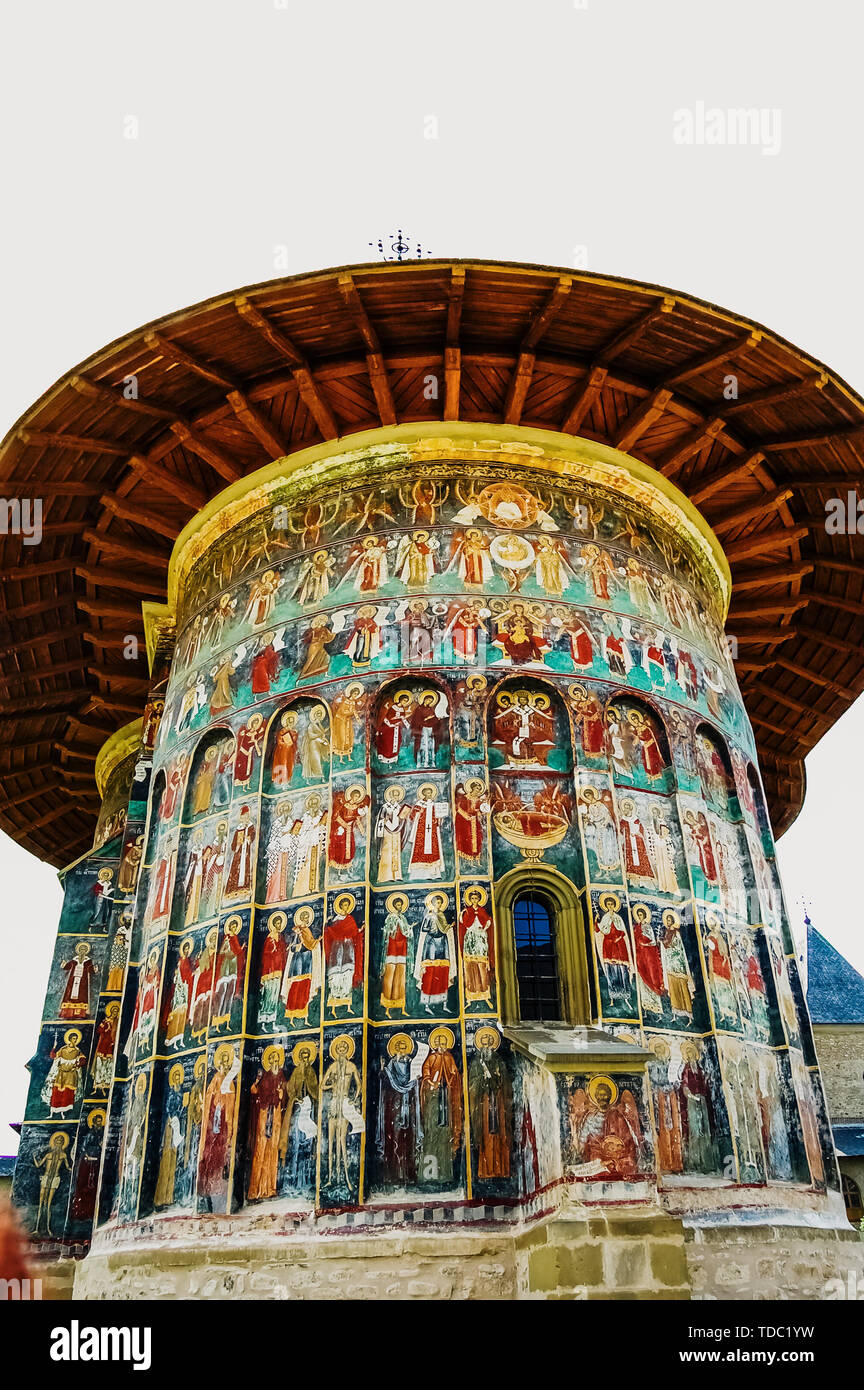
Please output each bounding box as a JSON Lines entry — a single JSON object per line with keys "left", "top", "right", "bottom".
{"left": 680, "top": 1039, "right": 700, "bottom": 1063}
{"left": 214, "top": 1043, "right": 235, "bottom": 1070}
{"left": 261, "top": 1044, "right": 285, "bottom": 1070}
{"left": 651, "top": 1038, "right": 671, "bottom": 1061}
{"left": 205, "top": 926, "right": 219, "bottom": 948}
{"left": 50, "top": 1131, "right": 71, "bottom": 1149}
{"left": 223, "top": 915, "right": 242, "bottom": 934}
{"left": 496, "top": 691, "right": 513, "bottom": 710}
{"left": 425, "top": 891, "right": 448, "bottom": 909}
{"left": 247, "top": 713, "right": 264, "bottom": 730}
{"left": 384, "top": 784, "right": 406, "bottom": 802}
{"left": 345, "top": 783, "right": 366, "bottom": 800}
{"left": 180, "top": 936, "right": 195, "bottom": 954}
{"left": 387, "top": 1031, "right": 415, "bottom": 1058}
{"left": 87, "top": 1108, "right": 107, "bottom": 1128}
{"left": 333, "top": 893, "right": 356, "bottom": 915}
{"left": 385, "top": 892, "right": 409, "bottom": 913}
{"left": 429, "top": 1026, "right": 455, "bottom": 1051}
{"left": 661, "top": 909, "right": 680, "bottom": 929}
{"left": 291, "top": 1039, "right": 317, "bottom": 1065}
{"left": 98, "top": 868, "right": 114, "bottom": 883}
{"left": 393, "top": 689, "right": 414, "bottom": 705}
{"left": 587, "top": 1074, "right": 619, "bottom": 1106}
{"left": 292, "top": 906, "right": 314, "bottom": 928}
{"left": 313, "top": 549, "right": 328, "bottom": 561}
{"left": 463, "top": 885, "right": 488, "bottom": 906}
{"left": 420, "top": 688, "right": 439, "bottom": 704}
{"left": 304, "top": 792, "right": 322, "bottom": 810}
{"left": 568, "top": 684, "right": 588, "bottom": 703}
{"left": 268, "top": 911, "right": 288, "bottom": 932}
{"left": 618, "top": 797, "right": 635, "bottom": 815}
{"left": 630, "top": 902, "right": 650, "bottom": 922}
{"left": 134, "top": 1072, "right": 148, "bottom": 1095}
{"left": 598, "top": 893, "right": 620, "bottom": 912}
{"left": 168, "top": 1063, "right": 185, "bottom": 1087}
{"left": 466, "top": 674, "right": 487, "bottom": 690}
{"left": 417, "top": 783, "right": 438, "bottom": 799}
{"left": 580, "top": 786, "right": 598, "bottom": 803}
{"left": 105, "top": 1000, "right": 121, "bottom": 1020}
{"left": 464, "top": 777, "right": 486, "bottom": 795}
{"left": 328, "top": 1034, "right": 355, "bottom": 1059}
{"left": 64, "top": 1028, "right": 82, "bottom": 1046}
{"left": 75, "top": 940, "right": 92, "bottom": 955}
{"left": 280, "top": 708, "right": 298, "bottom": 727}
{"left": 474, "top": 1026, "right": 500, "bottom": 1051}
{"left": 344, "top": 682, "right": 364, "bottom": 699}
{"left": 194, "top": 1054, "right": 207, "bottom": 1078}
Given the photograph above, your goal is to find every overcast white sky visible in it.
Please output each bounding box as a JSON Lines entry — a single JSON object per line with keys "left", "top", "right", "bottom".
{"left": 2, "top": 0, "right": 863, "bottom": 1152}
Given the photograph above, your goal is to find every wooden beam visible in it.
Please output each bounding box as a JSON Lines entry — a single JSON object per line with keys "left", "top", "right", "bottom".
{"left": 729, "top": 627, "right": 799, "bottom": 647}
{"left": 4, "top": 558, "right": 77, "bottom": 581}
{"left": 227, "top": 391, "right": 289, "bottom": 459}
{"left": 503, "top": 277, "right": 572, "bottom": 425}
{"left": 744, "top": 679, "right": 832, "bottom": 724}
{"left": 234, "top": 297, "right": 338, "bottom": 440}
{"left": 813, "top": 556, "right": 864, "bottom": 576}
{"left": 0, "top": 691, "right": 89, "bottom": 716}
{"left": 0, "top": 479, "right": 101, "bottom": 497}
{"left": 613, "top": 388, "right": 673, "bottom": 452}
{"left": 86, "top": 666, "right": 150, "bottom": 692}
{"left": 689, "top": 451, "right": 765, "bottom": 506}
{"left": 17, "top": 429, "right": 126, "bottom": 457}
{"left": 0, "top": 659, "right": 88, "bottom": 688}
{"left": 85, "top": 694, "right": 145, "bottom": 716}
{"left": 169, "top": 424, "right": 242, "bottom": 484}
{"left": 74, "top": 565, "right": 164, "bottom": 597}
{"left": 720, "top": 372, "right": 827, "bottom": 415}
{"left": 337, "top": 274, "right": 396, "bottom": 427}
{"left": 728, "top": 597, "right": 808, "bottom": 621}
{"left": 82, "top": 629, "right": 145, "bottom": 650}
{"left": 732, "top": 562, "right": 813, "bottom": 592}
{"left": 748, "top": 713, "right": 806, "bottom": 744}
{"left": 0, "top": 783, "right": 60, "bottom": 809}
{"left": 0, "top": 621, "right": 88, "bottom": 657}
{"left": 57, "top": 744, "right": 98, "bottom": 762}
{"left": 70, "top": 374, "right": 181, "bottom": 424}
{"left": 658, "top": 416, "right": 725, "bottom": 478}
{"left": 98, "top": 496, "right": 181, "bottom": 543}
{"left": 774, "top": 657, "right": 858, "bottom": 701}
{"left": 761, "top": 426, "right": 864, "bottom": 451}
{"left": 143, "top": 331, "right": 236, "bottom": 392}
{"left": 82, "top": 528, "right": 170, "bottom": 567}
{"left": 443, "top": 268, "right": 465, "bottom": 422}
{"left": 560, "top": 366, "right": 608, "bottom": 435}
{"left": 22, "top": 801, "right": 89, "bottom": 832}
{"left": 708, "top": 487, "right": 794, "bottom": 533}
{"left": 663, "top": 330, "right": 761, "bottom": 388}
{"left": 806, "top": 590, "right": 864, "bottom": 619}
{"left": 795, "top": 623, "right": 862, "bottom": 657}
{"left": 596, "top": 298, "right": 675, "bottom": 366}
{"left": 127, "top": 454, "right": 209, "bottom": 511}
{"left": 78, "top": 599, "right": 143, "bottom": 622}
{"left": 0, "top": 594, "right": 78, "bottom": 622}
{"left": 0, "top": 754, "right": 57, "bottom": 775}
{"left": 723, "top": 525, "right": 810, "bottom": 564}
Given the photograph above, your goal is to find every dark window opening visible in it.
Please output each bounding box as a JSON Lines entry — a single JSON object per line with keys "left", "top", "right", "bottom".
{"left": 842, "top": 1173, "right": 863, "bottom": 1223}
{"left": 513, "top": 891, "right": 561, "bottom": 1022}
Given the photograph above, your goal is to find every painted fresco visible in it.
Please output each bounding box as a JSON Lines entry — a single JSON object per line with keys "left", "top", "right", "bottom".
{"left": 12, "top": 454, "right": 838, "bottom": 1250}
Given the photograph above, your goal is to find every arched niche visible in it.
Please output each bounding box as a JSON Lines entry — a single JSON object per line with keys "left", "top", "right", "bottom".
{"left": 493, "top": 864, "right": 592, "bottom": 1028}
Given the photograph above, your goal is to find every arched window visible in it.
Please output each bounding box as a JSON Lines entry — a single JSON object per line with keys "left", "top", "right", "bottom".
{"left": 512, "top": 891, "right": 561, "bottom": 1022}
{"left": 494, "top": 866, "right": 592, "bottom": 1027}
{"left": 842, "top": 1173, "right": 863, "bottom": 1224}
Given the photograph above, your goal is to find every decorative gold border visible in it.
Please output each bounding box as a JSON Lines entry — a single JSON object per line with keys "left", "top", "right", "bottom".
{"left": 94, "top": 719, "right": 143, "bottom": 799}
{"left": 165, "top": 424, "right": 731, "bottom": 621}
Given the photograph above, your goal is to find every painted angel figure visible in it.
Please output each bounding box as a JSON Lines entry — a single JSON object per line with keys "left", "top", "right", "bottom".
{"left": 345, "top": 535, "right": 389, "bottom": 594}
{"left": 533, "top": 534, "right": 578, "bottom": 598}
{"left": 292, "top": 550, "right": 336, "bottom": 605}
{"left": 446, "top": 529, "right": 494, "bottom": 588}
{"left": 578, "top": 543, "right": 619, "bottom": 602}
{"left": 394, "top": 530, "right": 440, "bottom": 587}
{"left": 243, "top": 570, "right": 281, "bottom": 628}
{"left": 569, "top": 1079, "right": 643, "bottom": 1177}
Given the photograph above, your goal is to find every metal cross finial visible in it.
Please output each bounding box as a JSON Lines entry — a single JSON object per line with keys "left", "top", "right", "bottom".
{"left": 370, "top": 230, "right": 430, "bottom": 262}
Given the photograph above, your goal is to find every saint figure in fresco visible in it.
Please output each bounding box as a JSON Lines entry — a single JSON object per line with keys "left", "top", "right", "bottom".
{"left": 577, "top": 786, "right": 620, "bottom": 873}
{"left": 377, "top": 1032, "right": 422, "bottom": 1186}
{"left": 272, "top": 709, "right": 299, "bottom": 787}
{"left": 492, "top": 690, "right": 556, "bottom": 766}
{"left": 468, "top": 1028, "right": 512, "bottom": 1181}
{"left": 627, "top": 708, "right": 666, "bottom": 779}
{"left": 680, "top": 1040, "right": 721, "bottom": 1174}
{"left": 127, "top": 949, "right": 161, "bottom": 1056}
{"left": 191, "top": 746, "right": 219, "bottom": 815}
{"left": 164, "top": 939, "right": 195, "bottom": 1049}
{"left": 331, "top": 682, "right": 365, "bottom": 762}
{"left": 71, "top": 1110, "right": 106, "bottom": 1224}
{"left": 225, "top": 806, "right": 257, "bottom": 898}
{"left": 211, "top": 917, "right": 246, "bottom": 1032}
{"left": 259, "top": 911, "right": 288, "bottom": 1030}
{"left": 659, "top": 909, "right": 695, "bottom": 1021}
{"left": 118, "top": 836, "right": 143, "bottom": 893}
{"left": 684, "top": 810, "right": 718, "bottom": 885}
{"left": 324, "top": 894, "right": 364, "bottom": 1015}
{"left": 409, "top": 690, "right": 447, "bottom": 768}
{"left": 454, "top": 779, "right": 489, "bottom": 863}
{"left": 458, "top": 887, "right": 495, "bottom": 1008}
{"left": 346, "top": 535, "right": 389, "bottom": 593}
{"left": 568, "top": 685, "right": 607, "bottom": 757}
{"left": 59, "top": 941, "right": 97, "bottom": 1020}
{"left": 343, "top": 605, "right": 383, "bottom": 669}
{"left": 281, "top": 906, "right": 322, "bottom": 1026}
{"left": 419, "top": 1027, "right": 462, "bottom": 1188}
{"left": 445, "top": 600, "right": 487, "bottom": 664}
{"left": 405, "top": 783, "right": 449, "bottom": 880}
{"left": 298, "top": 703, "right": 329, "bottom": 781}
{"left": 41, "top": 1029, "right": 86, "bottom": 1117}
{"left": 491, "top": 602, "right": 548, "bottom": 664}
{"left": 579, "top": 543, "right": 618, "bottom": 601}
{"left": 243, "top": 570, "right": 280, "bottom": 628}
{"left": 292, "top": 549, "right": 335, "bottom": 606}
{"left": 395, "top": 530, "right": 439, "bottom": 587}
{"left": 374, "top": 690, "right": 413, "bottom": 765}
{"left": 705, "top": 915, "right": 738, "bottom": 1025}
{"left": 617, "top": 797, "right": 655, "bottom": 884}
{"left": 569, "top": 1076, "right": 642, "bottom": 1177}
{"left": 106, "top": 920, "right": 130, "bottom": 993}
{"left": 33, "top": 1133, "right": 72, "bottom": 1236}
{"left": 299, "top": 613, "right": 336, "bottom": 679}
{"left": 380, "top": 892, "right": 413, "bottom": 1016}
{"left": 247, "top": 1045, "right": 287, "bottom": 1202}
{"left": 289, "top": 792, "right": 328, "bottom": 898}
{"left": 328, "top": 785, "right": 369, "bottom": 870}
{"left": 234, "top": 714, "right": 265, "bottom": 790}
{"left": 154, "top": 1065, "right": 187, "bottom": 1209}
{"left": 92, "top": 1000, "right": 120, "bottom": 1094}
{"left": 251, "top": 638, "right": 280, "bottom": 696}
{"left": 448, "top": 528, "right": 494, "bottom": 588}
{"left": 321, "top": 1035, "right": 363, "bottom": 1194}
{"left": 414, "top": 892, "right": 456, "bottom": 1011}
{"left": 278, "top": 1041, "right": 320, "bottom": 1192}
{"left": 197, "top": 1045, "right": 240, "bottom": 1211}
{"left": 189, "top": 927, "right": 219, "bottom": 1039}
{"left": 593, "top": 893, "right": 634, "bottom": 1002}
{"left": 631, "top": 903, "right": 666, "bottom": 1016}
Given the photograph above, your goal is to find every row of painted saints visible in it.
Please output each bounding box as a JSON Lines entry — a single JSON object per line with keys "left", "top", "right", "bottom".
{"left": 162, "top": 596, "right": 734, "bottom": 746}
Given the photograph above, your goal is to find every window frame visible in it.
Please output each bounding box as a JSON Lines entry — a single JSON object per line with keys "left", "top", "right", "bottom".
{"left": 493, "top": 865, "right": 591, "bottom": 1028}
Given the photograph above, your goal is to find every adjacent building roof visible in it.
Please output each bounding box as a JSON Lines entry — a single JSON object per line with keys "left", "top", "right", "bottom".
{"left": 833, "top": 1125, "right": 864, "bottom": 1158}
{"left": 807, "top": 919, "right": 864, "bottom": 1025}
{"left": 3, "top": 259, "right": 864, "bottom": 864}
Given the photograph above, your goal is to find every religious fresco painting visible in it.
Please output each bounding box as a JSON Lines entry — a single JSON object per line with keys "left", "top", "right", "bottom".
{"left": 11, "top": 437, "right": 839, "bottom": 1265}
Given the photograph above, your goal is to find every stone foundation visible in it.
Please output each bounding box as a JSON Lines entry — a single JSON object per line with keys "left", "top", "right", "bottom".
{"left": 685, "top": 1222, "right": 864, "bottom": 1301}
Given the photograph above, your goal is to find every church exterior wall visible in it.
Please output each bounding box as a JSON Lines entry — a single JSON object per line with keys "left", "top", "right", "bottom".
{"left": 11, "top": 425, "right": 856, "bottom": 1297}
